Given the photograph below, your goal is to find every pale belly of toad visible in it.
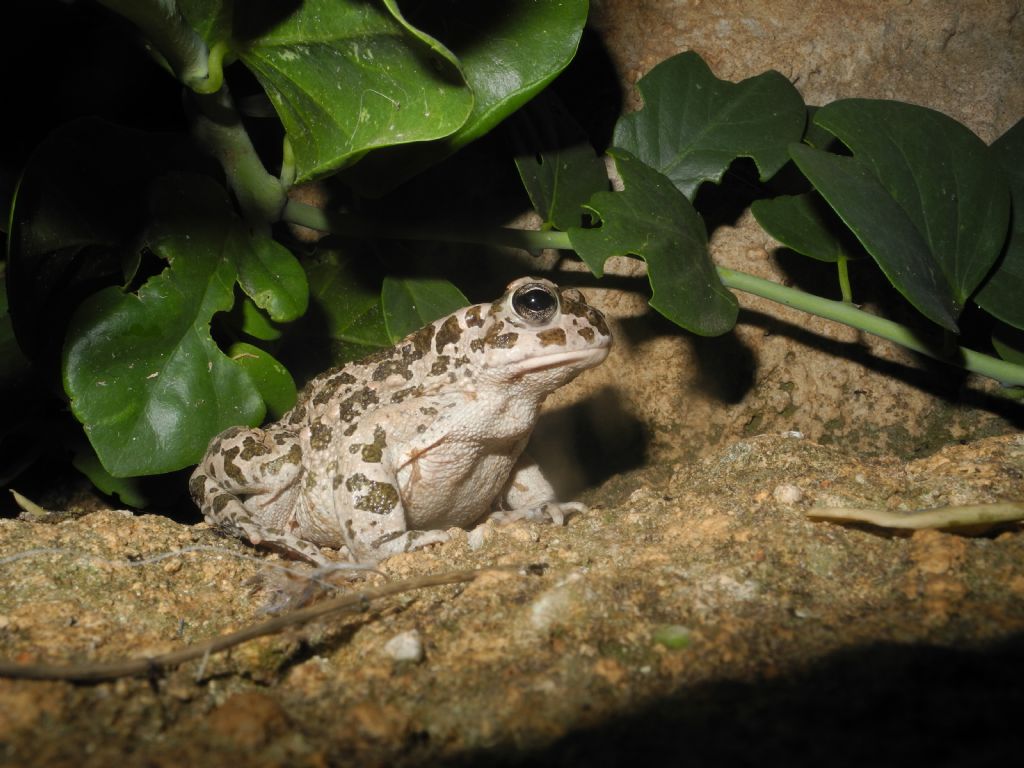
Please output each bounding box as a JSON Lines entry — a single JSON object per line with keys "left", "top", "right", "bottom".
{"left": 398, "top": 437, "right": 527, "bottom": 530}
{"left": 190, "top": 277, "right": 612, "bottom": 566}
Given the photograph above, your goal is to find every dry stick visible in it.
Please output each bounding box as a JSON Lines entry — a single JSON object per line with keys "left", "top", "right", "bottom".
{"left": 0, "top": 567, "right": 512, "bottom": 683}
{"left": 806, "top": 501, "right": 1024, "bottom": 531}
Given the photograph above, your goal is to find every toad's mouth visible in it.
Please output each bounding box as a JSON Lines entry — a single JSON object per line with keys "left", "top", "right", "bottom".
{"left": 504, "top": 346, "right": 611, "bottom": 376}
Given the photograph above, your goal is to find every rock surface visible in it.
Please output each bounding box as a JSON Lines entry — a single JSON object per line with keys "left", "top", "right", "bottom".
{"left": 539, "top": 0, "right": 1024, "bottom": 466}
{"left": 2, "top": 433, "right": 1023, "bottom": 766}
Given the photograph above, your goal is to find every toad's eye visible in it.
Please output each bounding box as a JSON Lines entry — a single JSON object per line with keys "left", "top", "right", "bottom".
{"left": 511, "top": 283, "right": 559, "bottom": 325}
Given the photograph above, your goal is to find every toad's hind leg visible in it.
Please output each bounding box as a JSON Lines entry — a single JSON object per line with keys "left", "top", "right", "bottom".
{"left": 189, "top": 425, "right": 333, "bottom": 566}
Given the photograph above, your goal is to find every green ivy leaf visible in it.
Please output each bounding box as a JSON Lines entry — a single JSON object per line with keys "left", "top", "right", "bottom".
{"left": 613, "top": 51, "right": 806, "bottom": 200}
{"left": 63, "top": 175, "right": 265, "bottom": 477}
{"left": 569, "top": 149, "right": 738, "bottom": 336}
{"left": 382, "top": 277, "right": 469, "bottom": 342}
{"left": 809, "top": 99, "right": 1010, "bottom": 326}
{"left": 378, "top": 0, "right": 460, "bottom": 69}
{"left": 517, "top": 142, "right": 608, "bottom": 231}
{"left": 790, "top": 143, "right": 959, "bottom": 331}
{"left": 228, "top": 342, "right": 296, "bottom": 419}
{"left": 237, "top": 298, "right": 282, "bottom": 342}
{"left": 305, "top": 254, "right": 390, "bottom": 351}
{"left": 416, "top": 0, "right": 588, "bottom": 147}
{"left": 235, "top": 0, "right": 473, "bottom": 183}
{"left": 234, "top": 234, "right": 309, "bottom": 322}
{"left": 751, "top": 193, "right": 849, "bottom": 263}
{"left": 343, "top": 0, "right": 588, "bottom": 196}
{"left": 177, "top": 0, "right": 231, "bottom": 47}
{"left": 974, "top": 118, "right": 1024, "bottom": 329}
{"left": 803, "top": 107, "right": 836, "bottom": 150}
{"left": 72, "top": 445, "right": 150, "bottom": 508}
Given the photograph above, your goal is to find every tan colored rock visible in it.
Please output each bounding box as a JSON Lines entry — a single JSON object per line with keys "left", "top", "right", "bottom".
{"left": 543, "top": 0, "right": 1024, "bottom": 470}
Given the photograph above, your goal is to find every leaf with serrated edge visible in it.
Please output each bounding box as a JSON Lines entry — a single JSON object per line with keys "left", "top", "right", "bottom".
{"left": 63, "top": 175, "right": 264, "bottom": 477}
{"left": 975, "top": 118, "right": 1024, "bottom": 329}
{"left": 569, "top": 149, "right": 737, "bottom": 336}
{"left": 382, "top": 277, "right": 469, "bottom": 343}
{"left": 814, "top": 99, "right": 1010, "bottom": 313}
{"left": 238, "top": 0, "right": 473, "bottom": 182}
{"left": 614, "top": 52, "right": 806, "bottom": 200}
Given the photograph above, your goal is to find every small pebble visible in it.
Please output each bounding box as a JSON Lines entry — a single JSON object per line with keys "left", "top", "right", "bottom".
{"left": 383, "top": 630, "right": 424, "bottom": 663}
{"left": 467, "top": 525, "right": 491, "bottom": 551}
{"left": 773, "top": 483, "right": 804, "bottom": 504}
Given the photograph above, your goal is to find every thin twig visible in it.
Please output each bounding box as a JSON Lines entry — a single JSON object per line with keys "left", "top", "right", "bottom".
{"left": 806, "top": 501, "right": 1024, "bottom": 532}
{"left": 0, "top": 566, "right": 519, "bottom": 682}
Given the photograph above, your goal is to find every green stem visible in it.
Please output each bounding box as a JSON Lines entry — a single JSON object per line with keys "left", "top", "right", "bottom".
{"left": 718, "top": 267, "right": 1024, "bottom": 386}
{"left": 836, "top": 255, "right": 852, "bottom": 304}
{"left": 280, "top": 202, "right": 1024, "bottom": 387}
{"left": 192, "top": 85, "right": 286, "bottom": 228}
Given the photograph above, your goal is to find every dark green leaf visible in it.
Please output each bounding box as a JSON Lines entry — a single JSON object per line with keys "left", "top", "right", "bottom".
{"left": 751, "top": 193, "right": 848, "bottom": 263}
{"left": 974, "top": 118, "right": 1024, "bottom": 329}
{"left": 237, "top": 298, "right": 282, "bottom": 342}
{"left": 414, "top": 0, "right": 587, "bottom": 147}
{"left": 790, "top": 143, "right": 959, "bottom": 331}
{"left": 228, "top": 342, "right": 296, "bottom": 419}
{"left": 305, "top": 254, "right": 391, "bottom": 351}
{"left": 613, "top": 52, "right": 806, "bottom": 200}
{"left": 378, "top": 0, "right": 460, "bottom": 68}
{"left": 7, "top": 118, "right": 210, "bottom": 360}
{"left": 803, "top": 107, "right": 836, "bottom": 150}
{"left": 343, "top": 0, "right": 588, "bottom": 196}
{"left": 63, "top": 175, "right": 264, "bottom": 477}
{"left": 382, "top": 277, "right": 469, "bottom": 342}
{"left": 813, "top": 99, "right": 1010, "bottom": 315}
{"left": 72, "top": 446, "right": 150, "bottom": 508}
{"left": 236, "top": 0, "right": 473, "bottom": 183}
{"left": 569, "top": 149, "right": 737, "bottom": 336}
{"left": 516, "top": 141, "right": 608, "bottom": 231}
{"left": 177, "top": 0, "right": 232, "bottom": 47}
{"left": 234, "top": 235, "right": 309, "bottom": 322}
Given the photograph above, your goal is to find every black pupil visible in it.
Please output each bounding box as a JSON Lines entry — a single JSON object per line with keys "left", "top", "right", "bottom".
{"left": 514, "top": 286, "right": 557, "bottom": 320}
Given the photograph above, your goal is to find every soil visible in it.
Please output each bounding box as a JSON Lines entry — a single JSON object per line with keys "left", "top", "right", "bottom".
{"left": 2, "top": 433, "right": 1023, "bottom": 767}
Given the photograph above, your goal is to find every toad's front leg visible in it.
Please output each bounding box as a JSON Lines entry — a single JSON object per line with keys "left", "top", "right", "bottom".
{"left": 488, "top": 451, "right": 585, "bottom": 526}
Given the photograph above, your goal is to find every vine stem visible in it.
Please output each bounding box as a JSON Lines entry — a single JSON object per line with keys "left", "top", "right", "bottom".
{"left": 717, "top": 267, "right": 1024, "bottom": 386}
{"left": 281, "top": 201, "right": 1024, "bottom": 387}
